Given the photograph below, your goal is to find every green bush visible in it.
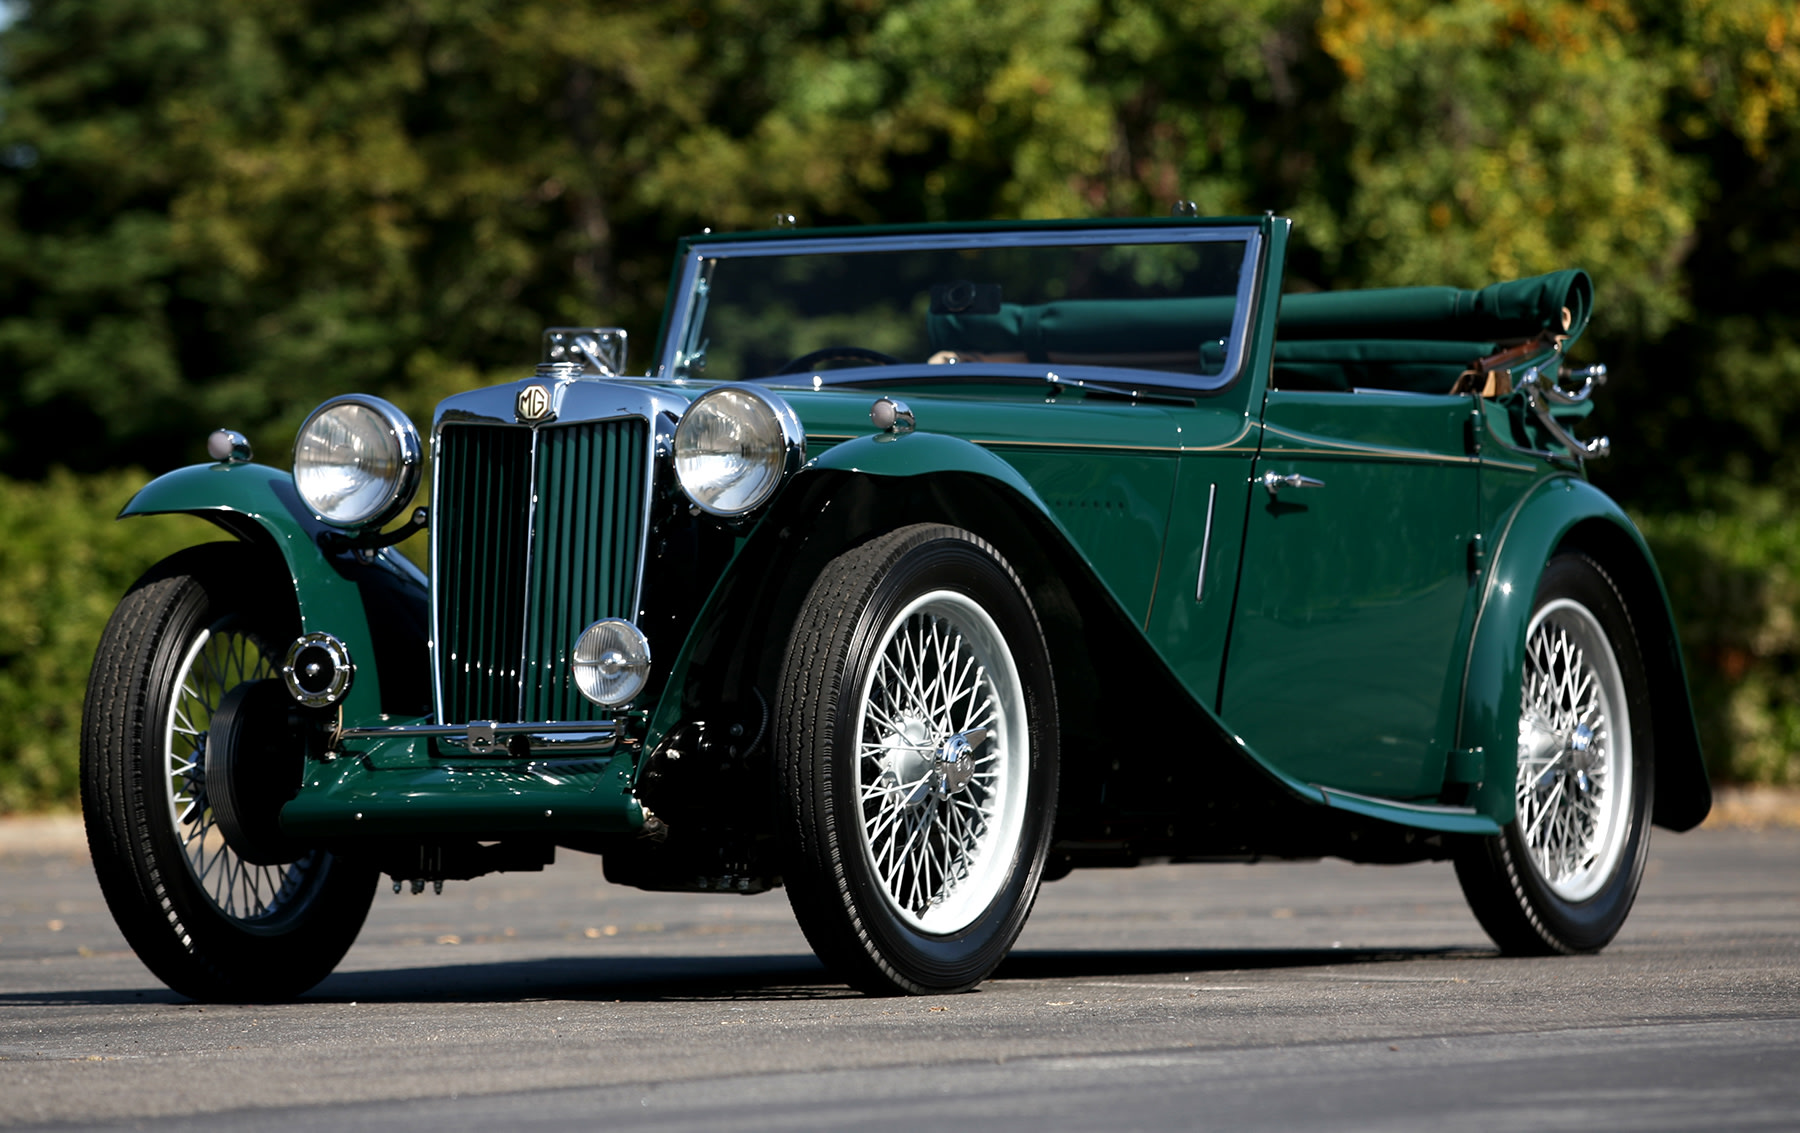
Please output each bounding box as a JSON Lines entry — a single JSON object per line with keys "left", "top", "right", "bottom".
{"left": 1638, "top": 495, "right": 1800, "bottom": 787}
{"left": 0, "top": 469, "right": 218, "bottom": 813}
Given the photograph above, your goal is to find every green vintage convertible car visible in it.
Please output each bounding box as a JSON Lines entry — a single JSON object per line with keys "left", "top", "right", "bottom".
{"left": 82, "top": 214, "right": 1710, "bottom": 1000}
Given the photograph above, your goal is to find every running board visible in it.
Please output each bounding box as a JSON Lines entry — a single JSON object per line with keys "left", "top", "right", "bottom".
{"left": 1317, "top": 787, "right": 1502, "bottom": 836}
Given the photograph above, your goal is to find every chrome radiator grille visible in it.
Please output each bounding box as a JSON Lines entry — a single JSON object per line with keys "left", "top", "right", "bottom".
{"left": 433, "top": 418, "right": 650, "bottom": 724}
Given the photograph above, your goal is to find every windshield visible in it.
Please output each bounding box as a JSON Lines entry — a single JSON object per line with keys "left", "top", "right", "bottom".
{"left": 664, "top": 229, "right": 1260, "bottom": 392}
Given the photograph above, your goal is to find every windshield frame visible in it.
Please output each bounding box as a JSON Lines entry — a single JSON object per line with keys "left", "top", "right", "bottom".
{"left": 653, "top": 226, "right": 1265, "bottom": 395}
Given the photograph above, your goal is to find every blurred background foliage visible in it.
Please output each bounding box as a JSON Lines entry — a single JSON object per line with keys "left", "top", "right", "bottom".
{"left": 1, "top": 0, "right": 1796, "bottom": 809}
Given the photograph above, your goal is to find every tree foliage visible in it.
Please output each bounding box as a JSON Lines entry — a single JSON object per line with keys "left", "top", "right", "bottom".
{"left": 2, "top": 0, "right": 1798, "bottom": 799}
{"left": 0, "top": 470, "right": 216, "bottom": 811}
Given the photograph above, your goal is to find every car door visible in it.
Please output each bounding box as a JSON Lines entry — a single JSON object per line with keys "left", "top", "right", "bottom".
{"left": 1219, "top": 389, "right": 1482, "bottom": 800}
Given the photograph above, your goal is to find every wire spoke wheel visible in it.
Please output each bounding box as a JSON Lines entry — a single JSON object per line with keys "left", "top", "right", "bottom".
{"left": 778, "top": 525, "right": 1058, "bottom": 995}
{"left": 164, "top": 623, "right": 315, "bottom": 927}
{"left": 82, "top": 544, "right": 376, "bottom": 1001}
{"left": 1516, "top": 599, "right": 1632, "bottom": 902}
{"left": 1454, "top": 552, "right": 1653, "bottom": 956}
{"left": 855, "top": 592, "right": 1028, "bottom": 934}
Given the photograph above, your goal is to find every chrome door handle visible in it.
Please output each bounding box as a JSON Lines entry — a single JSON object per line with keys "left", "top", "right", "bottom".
{"left": 1260, "top": 471, "right": 1325, "bottom": 498}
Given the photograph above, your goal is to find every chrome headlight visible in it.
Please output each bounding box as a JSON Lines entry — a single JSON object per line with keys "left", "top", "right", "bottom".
{"left": 672, "top": 385, "right": 804, "bottom": 517}
{"left": 292, "top": 395, "right": 422, "bottom": 529}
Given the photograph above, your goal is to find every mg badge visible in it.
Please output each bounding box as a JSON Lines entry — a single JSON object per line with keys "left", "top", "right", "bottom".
{"left": 516, "top": 383, "right": 552, "bottom": 422}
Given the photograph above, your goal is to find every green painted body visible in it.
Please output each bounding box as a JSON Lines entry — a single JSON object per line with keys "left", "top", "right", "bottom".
{"left": 1225, "top": 390, "right": 1481, "bottom": 799}
{"left": 116, "top": 214, "right": 1707, "bottom": 857}
{"left": 122, "top": 461, "right": 649, "bottom": 838}
{"left": 1457, "top": 469, "right": 1706, "bottom": 829}
{"left": 120, "top": 462, "right": 387, "bottom": 723}
{"left": 282, "top": 740, "right": 641, "bottom": 838}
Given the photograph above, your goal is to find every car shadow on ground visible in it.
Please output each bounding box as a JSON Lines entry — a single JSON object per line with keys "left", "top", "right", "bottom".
{"left": 0, "top": 944, "right": 1495, "bottom": 1008}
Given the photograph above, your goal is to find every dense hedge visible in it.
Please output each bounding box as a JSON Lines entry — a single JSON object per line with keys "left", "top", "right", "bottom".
{"left": 0, "top": 471, "right": 217, "bottom": 812}
{"left": 1640, "top": 501, "right": 1800, "bottom": 787}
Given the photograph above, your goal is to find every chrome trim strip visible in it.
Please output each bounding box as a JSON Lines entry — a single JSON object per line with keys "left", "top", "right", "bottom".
{"left": 1260, "top": 424, "right": 1481, "bottom": 466}
{"left": 806, "top": 434, "right": 1263, "bottom": 458}
{"left": 427, "top": 423, "right": 446, "bottom": 719}
{"left": 1196, "top": 482, "right": 1217, "bottom": 602}
{"left": 975, "top": 439, "right": 1186, "bottom": 454}
{"left": 516, "top": 421, "right": 544, "bottom": 717}
{"left": 690, "top": 228, "right": 1259, "bottom": 258}
{"left": 1181, "top": 419, "right": 1260, "bottom": 453}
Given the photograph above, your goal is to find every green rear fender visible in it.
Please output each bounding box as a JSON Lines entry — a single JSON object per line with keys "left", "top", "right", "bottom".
{"left": 1462, "top": 476, "right": 1709, "bottom": 831}
{"left": 120, "top": 462, "right": 394, "bottom": 723}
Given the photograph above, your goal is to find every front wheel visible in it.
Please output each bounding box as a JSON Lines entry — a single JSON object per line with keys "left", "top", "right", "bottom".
{"left": 776, "top": 525, "right": 1059, "bottom": 995}
{"left": 1455, "top": 552, "right": 1654, "bottom": 954}
{"left": 81, "top": 544, "right": 377, "bottom": 1001}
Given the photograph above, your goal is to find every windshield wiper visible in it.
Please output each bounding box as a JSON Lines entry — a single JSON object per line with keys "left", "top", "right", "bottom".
{"left": 1044, "top": 371, "right": 1196, "bottom": 407}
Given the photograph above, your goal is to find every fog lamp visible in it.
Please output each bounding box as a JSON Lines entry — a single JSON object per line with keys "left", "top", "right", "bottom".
{"left": 572, "top": 620, "right": 652, "bottom": 707}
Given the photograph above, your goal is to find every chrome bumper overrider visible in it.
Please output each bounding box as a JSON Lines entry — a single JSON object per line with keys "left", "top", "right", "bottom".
{"left": 337, "top": 719, "right": 618, "bottom": 757}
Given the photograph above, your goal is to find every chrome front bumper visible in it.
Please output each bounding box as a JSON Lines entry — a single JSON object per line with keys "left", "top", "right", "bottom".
{"left": 337, "top": 719, "right": 618, "bottom": 758}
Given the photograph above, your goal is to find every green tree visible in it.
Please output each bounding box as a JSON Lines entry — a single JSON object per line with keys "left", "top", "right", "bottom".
{"left": 3, "top": 0, "right": 1799, "bottom": 800}
{"left": 0, "top": 0, "right": 722, "bottom": 474}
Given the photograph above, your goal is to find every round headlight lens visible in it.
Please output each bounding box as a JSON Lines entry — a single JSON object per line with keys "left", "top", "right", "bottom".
{"left": 292, "top": 396, "right": 422, "bottom": 529}
{"left": 673, "top": 385, "right": 802, "bottom": 516}
{"left": 572, "top": 619, "right": 652, "bottom": 707}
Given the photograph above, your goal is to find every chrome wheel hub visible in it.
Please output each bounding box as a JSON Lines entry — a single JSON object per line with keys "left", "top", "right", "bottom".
{"left": 856, "top": 591, "right": 1029, "bottom": 934}
{"left": 935, "top": 727, "right": 989, "bottom": 796}
{"left": 1515, "top": 598, "right": 1633, "bottom": 902}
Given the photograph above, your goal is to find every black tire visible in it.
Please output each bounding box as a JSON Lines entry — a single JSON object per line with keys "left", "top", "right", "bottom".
{"left": 81, "top": 543, "right": 377, "bottom": 1001}
{"left": 1455, "top": 552, "right": 1654, "bottom": 955}
{"left": 776, "top": 524, "right": 1059, "bottom": 995}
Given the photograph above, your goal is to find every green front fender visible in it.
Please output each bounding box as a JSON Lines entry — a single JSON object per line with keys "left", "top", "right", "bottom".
{"left": 1461, "top": 475, "right": 1709, "bottom": 830}
{"left": 121, "top": 462, "right": 387, "bottom": 722}
{"left": 644, "top": 431, "right": 1064, "bottom": 749}
{"left": 806, "top": 430, "right": 1048, "bottom": 492}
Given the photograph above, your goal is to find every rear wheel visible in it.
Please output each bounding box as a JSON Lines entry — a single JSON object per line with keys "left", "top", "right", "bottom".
{"left": 81, "top": 544, "right": 376, "bottom": 1001}
{"left": 1455, "top": 553, "right": 1653, "bottom": 954}
{"left": 776, "top": 525, "right": 1059, "bottom": 994}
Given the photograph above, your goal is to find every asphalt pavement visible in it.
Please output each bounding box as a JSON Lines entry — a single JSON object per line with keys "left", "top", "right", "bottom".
{"left": 1, "top": 819, "right": 1796, "bottom": 1131}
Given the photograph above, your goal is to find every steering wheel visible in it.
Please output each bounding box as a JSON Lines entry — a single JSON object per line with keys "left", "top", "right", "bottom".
{"left": 775, "top": 346, "right": 902, "bottom": 376}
